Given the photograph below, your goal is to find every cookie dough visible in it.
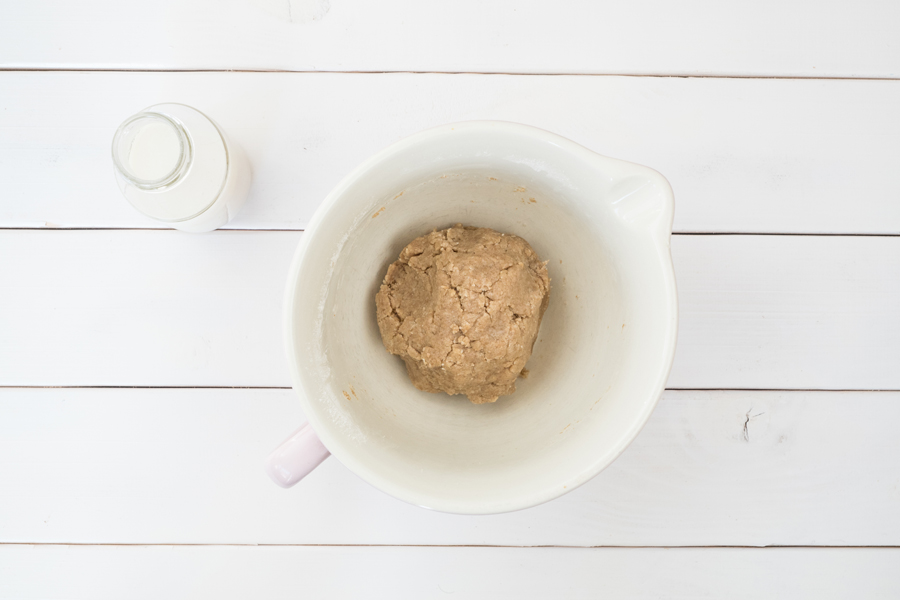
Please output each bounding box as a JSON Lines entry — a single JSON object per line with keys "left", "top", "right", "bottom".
{"left": 375, "top": 225, "right": 550, "bottom": 404}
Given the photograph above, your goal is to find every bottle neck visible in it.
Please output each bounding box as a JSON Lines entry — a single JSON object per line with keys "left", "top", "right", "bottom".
{"left": 111, "top": 112, "right": 192, "bottom": 191}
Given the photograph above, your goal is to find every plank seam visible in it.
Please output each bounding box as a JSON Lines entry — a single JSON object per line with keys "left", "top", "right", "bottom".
{"left": 1, "top": 229, "right": 898, "bottom": 237}
{"left": 2, "top": 386, "right": 898, "bottom": 392}
{"left": 664, "top": 388, "right": 900, "bottom": 392}
{"left": 1, "top": 543, "right": 898, "bottom": 549}
{"left": 0, "top": 385, "right": 293, "bottom": 390}
{"left": 0, "top": 68, "right": 899, "bottom": 81}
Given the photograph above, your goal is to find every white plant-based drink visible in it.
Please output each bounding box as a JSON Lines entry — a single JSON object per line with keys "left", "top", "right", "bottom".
{"left": 112, "top": 103, "right": 251, "bottom": 232}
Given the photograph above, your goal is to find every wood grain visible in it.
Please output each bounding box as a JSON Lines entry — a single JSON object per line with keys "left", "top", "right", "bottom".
{"left": 2, "top": 0, "right": 899, "bottom": 78}
{"left": 668, "top": 234, "right": 900, "bottom": 390}
{"left": 2, "top": 72, "right": 899, "bottom": 234}
{"left": 0, "top": 230, "right": 297, "bottom": 387}
{"left": 3, "top": 0, "right": 897, "bottom": 584}
{"left": 1, "top": 231, "right": 897, "bottom": 390}
{"left": 2, "top": 545, "right": 899, "bottom": 599}
{"left": 1, "top": 388, "right": 898, "bottom": 546}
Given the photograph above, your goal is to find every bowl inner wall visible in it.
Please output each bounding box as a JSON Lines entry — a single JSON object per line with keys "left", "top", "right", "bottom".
{"left": 312, "top": 164, "right": 635, "bottom": 504}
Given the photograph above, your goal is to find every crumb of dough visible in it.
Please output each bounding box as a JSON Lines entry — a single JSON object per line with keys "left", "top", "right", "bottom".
{"left": 375, "top": 225, "right": 550, "bottom": 404}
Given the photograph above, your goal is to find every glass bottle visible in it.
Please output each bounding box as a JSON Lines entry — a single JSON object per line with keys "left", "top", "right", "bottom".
{"left": 112, "top": 103, "right": 251, "bottom": 232}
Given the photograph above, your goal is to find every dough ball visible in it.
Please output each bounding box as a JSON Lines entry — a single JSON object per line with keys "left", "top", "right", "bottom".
{"left": 375, "top": 225, "right": 550, "bottom": 404}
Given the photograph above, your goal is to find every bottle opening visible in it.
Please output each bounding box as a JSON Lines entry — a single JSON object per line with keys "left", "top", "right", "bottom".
{"left": 112, "top": 112, "right": 191, "bottom": 190}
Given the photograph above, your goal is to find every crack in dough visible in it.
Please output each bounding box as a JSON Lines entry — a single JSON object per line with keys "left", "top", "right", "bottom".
{"left": 375, "top": 225, "right": 550, "bottom": 404}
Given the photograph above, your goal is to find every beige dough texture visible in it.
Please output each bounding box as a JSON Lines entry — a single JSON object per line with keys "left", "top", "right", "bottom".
{"left": 375, "top": 225, "right": 550, "bottom": 404}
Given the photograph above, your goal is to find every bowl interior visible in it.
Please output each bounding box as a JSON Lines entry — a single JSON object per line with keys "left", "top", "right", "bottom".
{"left": 288, "top": 123, "right": 675, "bottom": 513}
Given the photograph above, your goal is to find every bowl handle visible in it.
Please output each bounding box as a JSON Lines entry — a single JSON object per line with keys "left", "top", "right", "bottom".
{"left": 604, "top": 168, "right": 675, "bottom": 244}
{"left": 263, "top": 422, "right": 330, "bottom": 488}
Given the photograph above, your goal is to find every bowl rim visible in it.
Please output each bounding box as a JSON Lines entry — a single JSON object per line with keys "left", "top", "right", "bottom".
{"left": 284, "top": 120, "right": 678, "bottom": 514}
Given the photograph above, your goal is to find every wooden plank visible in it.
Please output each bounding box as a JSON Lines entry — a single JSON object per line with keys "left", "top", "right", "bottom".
{"left": 2, "top": 231, "right": 898, "bottom": 390}
{"left": 2, "top": 72, "right": 899, "bottom": 234}
{"left": 2, "top": 1, "right": 899, "bottom": 78}
{"left": 2, "top": 545, "right": 899, "bottom": 599}
{"left": 667, "top": 234, "right": 900, "bottom": 390}
{"left": 1, "top": 388, "right": 898, "bottom": 546}
{"left": 0, "top": 230, "right": 298, "bottom": 387}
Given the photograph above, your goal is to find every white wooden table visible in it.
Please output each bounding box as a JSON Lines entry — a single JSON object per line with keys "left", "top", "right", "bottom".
{"left": 2, "top": 2, "right": 900, "bottom": 597}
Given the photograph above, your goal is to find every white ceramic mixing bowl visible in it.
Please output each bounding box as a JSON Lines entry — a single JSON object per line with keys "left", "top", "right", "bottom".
{"left": 270, "top": 121, "right": 677, "bottom": 514}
